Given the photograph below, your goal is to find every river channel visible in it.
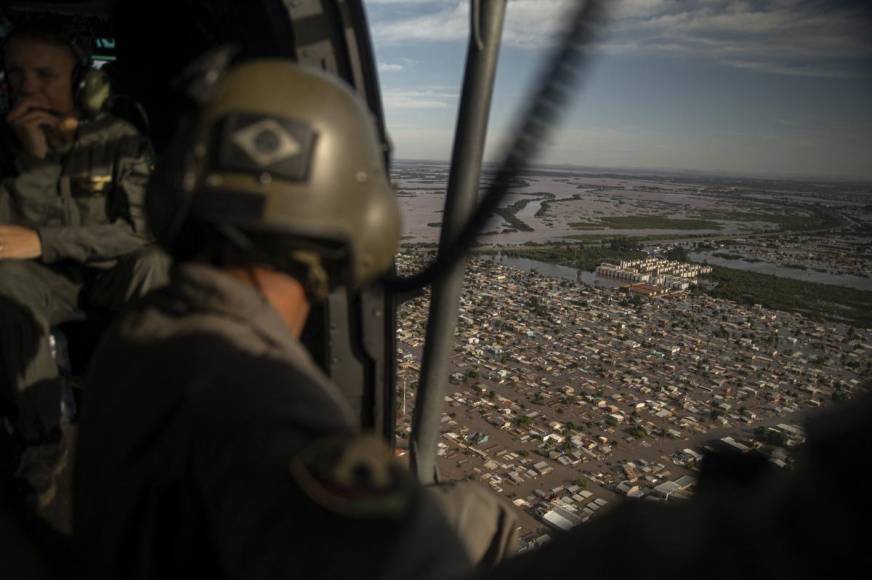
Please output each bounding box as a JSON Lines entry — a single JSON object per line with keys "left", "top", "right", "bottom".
{"left": 689, "top": 252, "right": 872, "bottom": 291}
{"left": 484, "top": 255, "right": 626, "bottom": 289}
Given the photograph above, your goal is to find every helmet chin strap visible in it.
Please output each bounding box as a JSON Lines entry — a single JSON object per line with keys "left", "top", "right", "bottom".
{"left": 291, "top": 250, "right": 329, "bottom": 303}
{"left": 216, "top": 223, "right": 330, "bottom": 303}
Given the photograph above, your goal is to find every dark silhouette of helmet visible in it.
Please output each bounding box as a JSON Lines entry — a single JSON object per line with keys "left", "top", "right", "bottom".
{"left": 147, "top": 59, "right": 401, "bottom": 289}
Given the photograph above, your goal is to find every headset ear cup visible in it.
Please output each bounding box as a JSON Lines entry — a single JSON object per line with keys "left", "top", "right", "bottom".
{"left": 68, "top": 33, "right": 98, "bottom": 116}
{"left": 76, "top": 67, "right": 110, "bottom": 117}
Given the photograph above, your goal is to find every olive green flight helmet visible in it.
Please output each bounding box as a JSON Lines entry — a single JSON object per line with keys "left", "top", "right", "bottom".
{"left": 155, "top": 59, "right": 401, "bottom": 288}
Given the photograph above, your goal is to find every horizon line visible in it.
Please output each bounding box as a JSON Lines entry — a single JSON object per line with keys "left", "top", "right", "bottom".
{"left": 391, "top": 158, "right": 872, "bottom": 186}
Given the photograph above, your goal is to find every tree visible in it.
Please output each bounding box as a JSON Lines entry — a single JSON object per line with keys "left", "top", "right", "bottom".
{"left": 665, "top": 246, "right": 689, "bottom": 261}
{"left": 609, "top": 237, "right": 639, "bottom": 252}
{"left": 627, "top": 426, "right": 646, "bottom": 439}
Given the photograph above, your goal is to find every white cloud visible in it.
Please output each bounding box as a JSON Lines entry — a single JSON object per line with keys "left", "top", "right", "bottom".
{"left": 378, "top": 63, "right": 405, "bottom": 72}
{"left": 373, "top": 1, "right": 467, "bottom": 43}
{"left": 371, "top": 1, "right": 573, "bottom": 48}
{"left": 610, "top": 0, "right": 872, "bottom": 77}
{"left": 369, "top": 0, "right": 872, "bottom": 77}
{"left": 724, "top": 59, "right": 863, "bottom": 79}
{"left": 382, "top": 88, "right": 458, "bottom": 109}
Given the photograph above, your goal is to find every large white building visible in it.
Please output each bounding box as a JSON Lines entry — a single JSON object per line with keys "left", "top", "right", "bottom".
{"left": 597, "top": 258, "right": 711, "bottom": 292}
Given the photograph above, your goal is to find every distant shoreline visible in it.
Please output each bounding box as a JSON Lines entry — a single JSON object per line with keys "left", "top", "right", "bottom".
{"left": 392, "top": 158, "right": 872, "bottom": 187}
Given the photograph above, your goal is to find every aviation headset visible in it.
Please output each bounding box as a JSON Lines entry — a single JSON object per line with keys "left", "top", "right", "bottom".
{"left": 146, "top": 49, "right": 401, "bottom": 293}
{"left": 0, "top": 24, "right": 110, "bottom": 117}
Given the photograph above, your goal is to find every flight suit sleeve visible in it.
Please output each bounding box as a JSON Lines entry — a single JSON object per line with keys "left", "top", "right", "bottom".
{"left": 37, "top": 134, "right": 154, "bottom": 264}
{"left": 189, "top": 365, "right": 474, "bottom": 580}
{"left": 426, "top": 481, "right": 519, "bottom": 567}
{"left": 0, "top": 154, "right": 64, "bottom": 225}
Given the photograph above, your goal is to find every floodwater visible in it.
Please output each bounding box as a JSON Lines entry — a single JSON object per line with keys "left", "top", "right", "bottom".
{"left": 399, "top": 175, "right": 757, "bottom": 243}
{"left": 689, "top": 251, "right": 872, "bottom": 291}
{"left": 485, "top": 255, "right": 626, "bottom": 289}
{"left": 516, "top": 199, "right": 544, "bottom": 220}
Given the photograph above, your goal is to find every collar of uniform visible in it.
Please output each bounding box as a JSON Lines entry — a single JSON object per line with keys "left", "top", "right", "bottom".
{"left": 170, "top": 262, "right": 357, "bottom": 425}
{"left": 171, "top": 262, "right": 299, "bottom": 352}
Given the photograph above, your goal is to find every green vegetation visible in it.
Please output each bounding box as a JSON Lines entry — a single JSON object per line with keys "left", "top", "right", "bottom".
{"left": 526, "top": 295, "right": 549, "bottom": 317}
{"left": 561, "top": 207, "right": 844, "bottom": 238}
{"left": 564, "top": 232, "right": 720, "bottom": 243}
{"left": 607, "top": 237, "right": 641, "bottom": 252}
{"left": 626, "top": 425, "right": 647, "bottom": 439}
{"left": 696, "top": 208, "right": 842, "bottom": 232}
{"left": 665, "top": 246, "right": 689, "bottom": 261}
{"left": 754, "top": 426, "right": 788, "bottom": 447}
{"left": 570, "top": 216, "right": 723, "bottom": 231}
{"left": 706, "top": 265, "right": 872, "bottom": 328}
{"left": 535, "top": 198, "right": 557, "bottom": 218}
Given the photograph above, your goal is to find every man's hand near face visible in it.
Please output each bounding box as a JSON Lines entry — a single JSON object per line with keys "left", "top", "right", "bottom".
{"left": 0, "top": 224, "right": 43, "bottom": 260}
{"left": 5, "top": 95, "right": 78, "bottom": 159}
{"left": 2, "top": 93, "right": 71, "bottom": 261}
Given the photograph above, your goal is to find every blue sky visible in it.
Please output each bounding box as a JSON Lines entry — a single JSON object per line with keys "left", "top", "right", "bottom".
{"left": 364, "top": 0, "right": 872, "bottom": 180}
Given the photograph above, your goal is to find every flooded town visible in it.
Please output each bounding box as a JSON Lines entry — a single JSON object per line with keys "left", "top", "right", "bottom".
{"left": 393, "top": 161, "right": 872, "bottom": 548}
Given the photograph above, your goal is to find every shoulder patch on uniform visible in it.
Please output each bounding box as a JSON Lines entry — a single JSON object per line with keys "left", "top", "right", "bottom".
{"left": 290, "top": 434, "right": 410, "bottom": 518}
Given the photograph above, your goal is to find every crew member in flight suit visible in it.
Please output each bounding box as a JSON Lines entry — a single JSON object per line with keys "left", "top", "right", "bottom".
{"left": 0, "top": 20, "right": 168, "bottom": 523}
{"left": 73, "top": 58, "right": 514, "bottom": 580}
